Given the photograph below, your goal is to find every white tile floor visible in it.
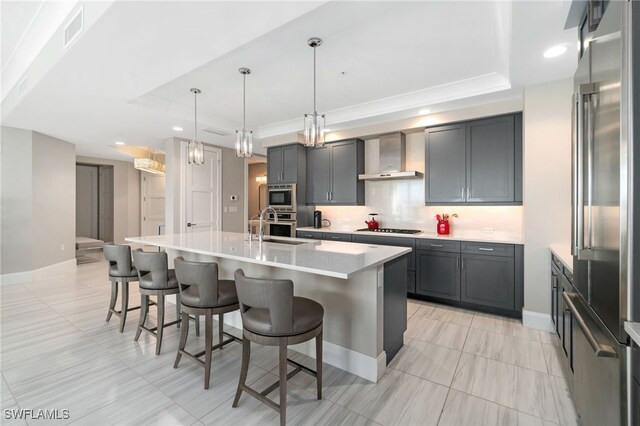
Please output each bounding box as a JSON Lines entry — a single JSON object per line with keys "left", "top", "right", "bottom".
{"left": 0, "top": 260, "right": 579, "bottom": 425}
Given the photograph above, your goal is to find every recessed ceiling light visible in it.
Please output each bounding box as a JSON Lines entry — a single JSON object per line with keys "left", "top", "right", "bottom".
{"left": 543, "top": 45, "right": 567, "bottom": 58}
{"left": 419, "top": 109, "right": 431, "bottom": 115}
{"left": 172, "top": 126, "right": 183, "bottom": 132}
{"left": 115, "top": 141, "right": 125, "bottom": 145}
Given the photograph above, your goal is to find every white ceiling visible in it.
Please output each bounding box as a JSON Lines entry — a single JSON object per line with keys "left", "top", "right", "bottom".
{"left": 1, "top": 0, "right": 576, "bottom": 161}
{"left": 1, "top": 0, "right": 43, "bottom": 67}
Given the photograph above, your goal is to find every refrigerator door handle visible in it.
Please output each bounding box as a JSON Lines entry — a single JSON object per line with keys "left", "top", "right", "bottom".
{"left": 573, "top": 91, "right": 585, "bottom": 255}
{"left": 562, "top": 292, "right": 617, "bottom": 358}
{"left": 573, "top": 83, "right": 597, "bottom": 258}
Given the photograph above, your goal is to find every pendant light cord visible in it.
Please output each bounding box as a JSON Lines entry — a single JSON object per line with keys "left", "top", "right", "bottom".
{"left": 194, "top": 91, "right": 198, "bottom": 142}
{"left": 313, "top": 45, "right": 317, "bottom": 115}
{"left": 243, "top": 73, "right": 246, "bottom": 131}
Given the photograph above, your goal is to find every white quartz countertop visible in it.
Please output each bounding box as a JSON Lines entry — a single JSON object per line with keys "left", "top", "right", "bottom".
{"left": 549, "top": 243, "right": 573, "bottom": 272}
{"left": 625, "top": 322, "right": 640, "bottom": 346}
{"left": 126, "top": 231, "right": 411, "bottom": 280}
{"left": 296, "top": 226, "right": 524, "bottom": 245}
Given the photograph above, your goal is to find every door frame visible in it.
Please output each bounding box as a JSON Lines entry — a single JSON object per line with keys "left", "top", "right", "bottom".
{"left": 179, "top": 141, "right": 222, "bottom": 234}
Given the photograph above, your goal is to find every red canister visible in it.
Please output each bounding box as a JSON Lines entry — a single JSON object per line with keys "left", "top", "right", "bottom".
{"left": 437, "top": 220, "right": 450, "bottom": 235}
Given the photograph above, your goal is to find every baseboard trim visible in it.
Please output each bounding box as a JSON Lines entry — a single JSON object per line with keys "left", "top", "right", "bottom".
{"left": 522, "top": 309, "right": 554, "bottom": 332}
{"left": 1, "top": 259, "right": 77, "bottom": 285}
{"left": 220, "top": 310, "right": 385, "bottom": 383}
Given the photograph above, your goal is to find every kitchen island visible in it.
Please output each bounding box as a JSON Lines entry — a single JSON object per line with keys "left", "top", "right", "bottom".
{"left": 126, "top": 231, "right": 411, "bottom": 382}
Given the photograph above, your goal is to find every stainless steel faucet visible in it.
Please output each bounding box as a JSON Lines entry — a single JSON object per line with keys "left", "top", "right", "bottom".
{"left": 258, "top": 207, "right": 278, "bottom": 243}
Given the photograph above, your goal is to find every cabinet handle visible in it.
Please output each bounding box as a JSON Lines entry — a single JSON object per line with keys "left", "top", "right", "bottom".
{"left": 430, "top": 244, "right": 444, "bottom": 248}
{"left": 467, "top": 187, "right": 470, "bottom": 199}
{"left": 460, "top": 258, "right": 464, "bottom": 269}
{"left": 330, "top": 191, "right": 333, "bottom": 200}
{"left": 330, "top": 236, "right": 340, "bottom": 240}
{"left": 457, "top": 258, "right": 459, "bottom": 269}
{"left": 478, "top": 247, "right": 494, "bottom": 251}
{"left": 326, "top": 192, "right": 330, "bottom": 201}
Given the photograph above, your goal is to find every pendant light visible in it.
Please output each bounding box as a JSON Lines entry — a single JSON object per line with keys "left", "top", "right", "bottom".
{"left": 188, "top": 88, "right": 204, "bottom": 165}
{"left": 304, "top": 37, "right": 325, "bottom": 148}
{"left": 235, "top": 67, "right": 253, "bottom": 158}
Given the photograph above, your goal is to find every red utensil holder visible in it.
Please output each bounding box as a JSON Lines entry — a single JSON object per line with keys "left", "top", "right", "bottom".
{"left": 437, "top": 220, "right": 450, "bottom": 235}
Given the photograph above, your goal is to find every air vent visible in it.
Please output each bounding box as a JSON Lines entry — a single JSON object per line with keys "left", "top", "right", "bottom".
{"left": 63, "top": 7, "right": 83, "bottom": 49}
{"left": 202, "top": 127, "right": 230, "bottom": 137}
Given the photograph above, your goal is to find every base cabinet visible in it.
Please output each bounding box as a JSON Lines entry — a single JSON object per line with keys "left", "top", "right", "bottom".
{"left": 460, "top": 254, "right": 514, "bottom": 310}
{"left": 416, "top": 250, "right": 460, "bottom": 301}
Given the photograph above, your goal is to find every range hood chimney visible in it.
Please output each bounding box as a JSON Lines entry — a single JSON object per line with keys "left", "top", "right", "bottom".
{"left": 358, "top": 132, "right": 423, "bottom": 181}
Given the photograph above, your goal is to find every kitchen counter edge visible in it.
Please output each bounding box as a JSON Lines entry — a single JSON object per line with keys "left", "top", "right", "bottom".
{"left": 297, "top": 227, "right": 524, "bottom": 245}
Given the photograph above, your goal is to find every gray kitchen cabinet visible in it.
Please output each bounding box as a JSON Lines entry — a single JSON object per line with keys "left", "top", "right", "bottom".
{"left": 466, "top": 115, "right": 515, "bottom": 203}
{"left": 305, "top": 146, "right": 331, "bottom": 204}
{"left": 306, "top": 139, "right": 364, "bottom": 206}
{"left": 424, "top": 123, "right": 466, "bottom": 203}
{"left": 425, "top": 113, "right": 522, "bottom": 205}
{"left": 296, "top": 230, "right": 323, "bottom": 239}
{"left": 461, "top": 253, "right": 515, "bottom": 310}
{"left": 551, "top": 259, "right": 562, "bottom": 337}
{"left": 323, "top": 232, "right": 352, "bottom": 242}
{"left": 267, "top": 144, "right": 306, "bottom": 184}
{"left": 416, "top": 250, "right": 461, "bottom": 301}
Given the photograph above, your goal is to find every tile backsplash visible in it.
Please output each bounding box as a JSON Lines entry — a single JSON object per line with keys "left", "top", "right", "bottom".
{"left": 314, "top": 133, "right": 524, "bottom": 235}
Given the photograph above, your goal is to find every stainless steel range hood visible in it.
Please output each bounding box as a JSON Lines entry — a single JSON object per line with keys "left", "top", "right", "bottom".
{"left": 358, "top": 132, "right": 423, "bottom": 180}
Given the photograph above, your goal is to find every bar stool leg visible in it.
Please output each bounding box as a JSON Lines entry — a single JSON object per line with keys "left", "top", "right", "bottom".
{"left": 218, "top": 313, "right": 224, "bottom": 347}
{"left": 135, "top": 295, "right": 149, "bottom": 341}
{"left": 233, "top": 338, "right": 250, "bottom": 407}
{"left": 106, "top": 281, "right": 118, "bottom": 322}
{"left": 176, "top": 294, "right": 181, "bottom": 329}
{"left": 279, "top": 339, "right": 287, "bottom": 426}
{"left": 174, "top": 311, "right": 189, "bottom": 368}
{"left": 156, "top": 294, "right": 165, "bottom": 355}
{"left": 195, "top": 315, "right": 200, "bottom": 337}
{"left": 204, "top": 313, "right": 213, "bottom": 389}
{"left": 316, "top": 331, "right": 323, "bottom": 400}
{"left": 119, "top": 281, "right": 129, "bottom": 333}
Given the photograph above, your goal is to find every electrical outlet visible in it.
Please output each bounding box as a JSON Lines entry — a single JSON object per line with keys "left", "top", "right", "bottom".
{"left": 483, "top": 227, "right": 494, "bottom": 234}
{"left": 229, "top": 206, "right": 238, "bottom": 213}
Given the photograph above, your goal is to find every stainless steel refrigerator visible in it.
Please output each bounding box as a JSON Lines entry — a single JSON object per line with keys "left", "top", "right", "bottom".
{"left": 571, "top": 1, "right": 639, "bottom": 424}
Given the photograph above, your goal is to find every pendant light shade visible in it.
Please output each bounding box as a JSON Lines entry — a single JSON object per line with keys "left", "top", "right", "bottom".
{"left": 235, "top": 67, "right": 253, "bottom": 158}
{"left": 188, "top": 88, "right": 204, "bottom": 165}
{"left": 304, "top": 37, "right": 325, "bottom": 148}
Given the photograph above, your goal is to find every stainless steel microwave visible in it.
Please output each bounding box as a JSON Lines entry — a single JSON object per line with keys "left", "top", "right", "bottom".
{"left": 268, "top": 184, "right": 296, "bottom": 210}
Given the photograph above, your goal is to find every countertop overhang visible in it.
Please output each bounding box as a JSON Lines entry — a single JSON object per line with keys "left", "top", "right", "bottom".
{"left": 126, "top": 231, "right": 411, "bottom": 280}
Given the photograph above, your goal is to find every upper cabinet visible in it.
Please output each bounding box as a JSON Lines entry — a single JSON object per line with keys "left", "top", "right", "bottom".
{"left": 267, "top": 144, "right": 306, "bottom": 184}
{"left": 425, "top": 113, "right": 522, "bottom": 205}
{"left": 306, "top": 139, "right": 364, "bottom": 206}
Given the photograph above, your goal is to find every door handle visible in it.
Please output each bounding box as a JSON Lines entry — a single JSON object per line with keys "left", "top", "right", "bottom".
{"left": 187, "top": 223, "right": 196, "bottom": 227}
{"left": 562, "top": 292, "right": 617, "bottom": 358}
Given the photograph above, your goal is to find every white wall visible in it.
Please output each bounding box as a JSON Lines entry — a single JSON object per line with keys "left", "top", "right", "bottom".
{"left": 319, "top": 132, "right": 524, "bottom": 235}
{"left": 76, "top": 156, "right": 140, "bottom": 243}
{"left": 31, "top": 132, "right": 76, "bottom": 270}
{"left": 1, "top": 127, "right": 34, "bottom": 274}
{"left": 0, "top": 127, "right": 75, "bottom": 274}
{"left": 523, "top": 78, "right": 573, "bottom": 320}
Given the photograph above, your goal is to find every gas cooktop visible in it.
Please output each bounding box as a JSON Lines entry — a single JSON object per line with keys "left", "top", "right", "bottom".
{"left": 356, "top": 228, "right": 422, "bottom": 234}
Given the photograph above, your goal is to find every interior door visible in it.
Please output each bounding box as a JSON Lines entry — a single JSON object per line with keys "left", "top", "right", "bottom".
{"left": 98, "top": 165, "right": 114, "bottom": 242}
{"left": 185, "top": 145, "right": 221, "bottom": 233}
{"left": 141, "top": 174, "right": 165, "bottom": 236}
{"left": 76, "top": 165, "right": 99, "bottom": 239}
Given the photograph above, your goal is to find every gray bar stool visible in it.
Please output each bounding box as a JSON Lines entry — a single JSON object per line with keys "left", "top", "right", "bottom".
{"left": 104, "top": 244, "right": 147, "bottom": 333}
{"left": 132, "top": 249, "right": 182, "bottom": 355}
{"left": 232, "top": 269, "right": 324, "bottom": 426}
{"left": 173, "top": 257, "right": 242, "bottom": 389}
